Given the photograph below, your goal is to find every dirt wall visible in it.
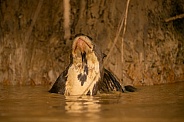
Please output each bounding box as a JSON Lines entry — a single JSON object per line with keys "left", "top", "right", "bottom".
{"left": 0, "top": 0, "right": 183, "bottom": 85}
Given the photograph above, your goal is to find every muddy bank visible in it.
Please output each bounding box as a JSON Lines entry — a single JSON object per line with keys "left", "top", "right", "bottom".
{"left": 0, "top": 0, "right": 183, "bottom": 85}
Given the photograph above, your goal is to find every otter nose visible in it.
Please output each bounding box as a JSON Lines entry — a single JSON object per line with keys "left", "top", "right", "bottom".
{"left": 76, "top": 38, "right": 86, "bottom": 53}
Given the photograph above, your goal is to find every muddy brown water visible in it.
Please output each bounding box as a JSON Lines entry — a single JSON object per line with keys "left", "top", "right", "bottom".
{"left": 0, "top": 82, "right": 184, "bottom": 122}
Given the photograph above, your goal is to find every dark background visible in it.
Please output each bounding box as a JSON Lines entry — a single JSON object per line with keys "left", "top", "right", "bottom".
{"left": 0, "top": 0, "right": 183, "bottom": 86}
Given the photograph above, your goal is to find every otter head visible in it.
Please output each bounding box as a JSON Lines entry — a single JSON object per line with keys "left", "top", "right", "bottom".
{"left": 72, "top": 35, "right": 93, "bottom": 60}
{"left": 67, "top": 34, "right": 104, "bottom": 95}
{"left": 71, "top": 35, "right": 103, "bottom": 68}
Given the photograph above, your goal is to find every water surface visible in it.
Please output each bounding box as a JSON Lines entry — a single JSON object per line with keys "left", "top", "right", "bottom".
{"left": 0, "top": 82, "right": 184, "bottom": 122}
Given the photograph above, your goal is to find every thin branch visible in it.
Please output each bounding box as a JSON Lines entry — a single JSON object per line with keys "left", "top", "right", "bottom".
{"left": 103, "top": 0, "right": 130, "bottom": 66}
{"left": 67, "top": 75, "right": 98, "bottom": 108}
{"left": 103, "top": 9, "right": 125, "bottom": 65}
{"left": 165, "top": 13, "right": 184, "bottom": 22}
{"left": 25, "top": 0, "right": 43, "bottom": 42}
{"left": 121, "top": 0, "right": 130, "bottom": 64}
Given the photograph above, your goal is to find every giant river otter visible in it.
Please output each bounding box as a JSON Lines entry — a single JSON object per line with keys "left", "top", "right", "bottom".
{"left": 49, "top": 34, "right": 136, "bottom": 95}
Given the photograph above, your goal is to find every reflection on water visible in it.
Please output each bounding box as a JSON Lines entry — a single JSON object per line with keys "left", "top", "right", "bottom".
{"left": 0, "top": 82, "right": 184, "bottom": 122}
{"left": 65, "top": 96, "right": 100, "bottom": 114}
{"left": 65, "top": 96, "right": 101, "bottom": 121}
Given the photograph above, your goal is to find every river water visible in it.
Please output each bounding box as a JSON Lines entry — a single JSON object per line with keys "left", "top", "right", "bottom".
{"left": 0, "top": 82, "right": 184, "bottom": 122}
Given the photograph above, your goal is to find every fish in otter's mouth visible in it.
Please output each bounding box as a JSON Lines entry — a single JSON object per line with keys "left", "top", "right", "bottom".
{"left": 49, "top": 34, "right": 136, "bottom": 96}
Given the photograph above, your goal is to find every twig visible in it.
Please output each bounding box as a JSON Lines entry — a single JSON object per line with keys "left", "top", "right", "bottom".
{"left": 67, "top": 75, "right": 98, "bottom": 108}
{"left": 121, "top": 0, "right": 130, "bottom": 64}
{"left": 103, "top": 15, "right": 124, "bottom": 65}
{"left": 103, "top": 0, "right": 130, "bottom": 66}
{"left": 165, "top": 13, "right": 184, "bottom": 22}
{"left": 25, "top": 0, "right": 43, "bottom": 42}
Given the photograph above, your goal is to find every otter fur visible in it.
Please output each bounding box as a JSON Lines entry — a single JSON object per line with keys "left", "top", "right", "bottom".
{"left": 49, "top": 34, "right": 136, "bottom": 95}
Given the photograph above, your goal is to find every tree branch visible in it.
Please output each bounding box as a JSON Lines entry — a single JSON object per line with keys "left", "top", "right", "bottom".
{"left": 103, "top": 0, "right": 131, "bottom": 65}
{"left": 25, "top": 0, "right": 43, "bottom": 42}
{"left": 165, "top": 13, "right": 184, "bottom": 22}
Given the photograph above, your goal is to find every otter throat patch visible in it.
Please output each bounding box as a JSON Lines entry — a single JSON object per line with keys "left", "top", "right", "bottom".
{"left": 65, "top": 51, "right": 100, "bottom": 96}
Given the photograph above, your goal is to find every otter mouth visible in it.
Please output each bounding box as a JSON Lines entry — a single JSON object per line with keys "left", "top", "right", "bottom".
{"left": 73, "top": 38, "right": 92, "bottom": 54}
{"left": 72, "top": 37, "right": 93, "bottom": 65}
